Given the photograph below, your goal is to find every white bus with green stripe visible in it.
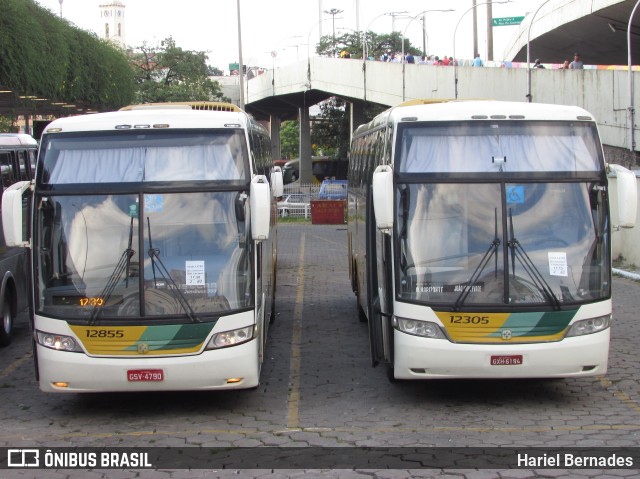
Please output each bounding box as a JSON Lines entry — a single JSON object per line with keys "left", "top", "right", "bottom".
{"left": 2, "top": 102, "right": 283, "bottom": 392}
{"left": 347, "top": 99, "right": 637, "bottom": 380}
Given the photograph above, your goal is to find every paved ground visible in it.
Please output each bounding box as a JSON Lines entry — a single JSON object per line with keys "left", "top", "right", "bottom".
{"left": 0, "top": 223, "right": 639, "bottom": 478}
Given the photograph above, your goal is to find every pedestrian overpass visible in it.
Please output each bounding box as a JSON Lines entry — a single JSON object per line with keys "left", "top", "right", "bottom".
{"left": 245, "top": 56, "right": 638, "bottom": 182}
{"left": 243, "top": 0, "right": 640, "bottom": 183}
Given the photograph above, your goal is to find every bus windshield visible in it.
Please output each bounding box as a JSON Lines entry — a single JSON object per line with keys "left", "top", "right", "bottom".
{"left": 398, "top": 121, "right": 602, "bottom": 173}
{"left": 36, "top": 191, "right": 252, "bottom": 321}
{"left": 396, "top": 181, "right": 609, "bottom": 308}
{"left": 41, "top": 130, "right": 248, "bottom": 184}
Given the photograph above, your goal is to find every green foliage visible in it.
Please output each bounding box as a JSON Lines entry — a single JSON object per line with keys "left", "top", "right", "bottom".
{"left": 311, "top": 98, "right": 350, "bottom": 159}
{"left": 0, "top": 116, "right": 15, "bottom": 133}
{"left": 130, "top": 37, "right": 228, "bottom": 104}
{"left": 0, "top": 0, "right": 134, "bottom": 110}
{"left": 316, "top": 31, "right": 421, "bottom": 60}
{"left": 280, "top": 120, "right": 299, "bottom": 160}
{"left": 310, "top": 99, "right": 387, "bottom": 159}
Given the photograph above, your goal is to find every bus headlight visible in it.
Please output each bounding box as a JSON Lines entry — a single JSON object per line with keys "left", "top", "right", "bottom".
{"left": 396, "top": 317, "right": 446, "bottom": 339}
{"left": 36, "top": 331, "right": 83, "bottom": 352}
{"left": 566, "top": 315, "right": 611, "bottom": 337}
{"left": 206, "top": 326, "right": 254, "bottom": 349}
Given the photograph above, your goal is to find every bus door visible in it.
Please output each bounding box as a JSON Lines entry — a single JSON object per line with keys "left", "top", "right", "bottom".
{"left": 366, "top": 186, "right": 385, "bottom": 366}
{"left": 16, "top": 150, "right": 32, "bottom": 181}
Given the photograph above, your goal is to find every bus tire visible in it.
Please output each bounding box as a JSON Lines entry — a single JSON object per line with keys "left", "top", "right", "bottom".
{"left": 352, "top": 265, "right": 367, "bottom": 323}
{"left": 0, "top": 292, "right": 14, "bottom": 347}
{"left": 386, "top": 362, "right": 397, "bottom": 382}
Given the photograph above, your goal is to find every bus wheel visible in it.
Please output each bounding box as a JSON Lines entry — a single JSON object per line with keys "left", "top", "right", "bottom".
{"left": 386, "top": 363, "right": 397, "bottom": 383}
{"left": 353, "top": 267, "right": 367, "bottom": 323}
{"left": 355, "top": 288, "right": 367, "bottom": 323}
{"left": 0, "top": 293, "right": 14, "bottom": 347}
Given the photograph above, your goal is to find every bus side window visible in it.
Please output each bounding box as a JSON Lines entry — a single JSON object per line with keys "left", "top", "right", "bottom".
{"left": 0, "top": 152, "right": 16, "bottom": 189}
{"left": 18, "top": 150, "right": 31, "bottom": 181}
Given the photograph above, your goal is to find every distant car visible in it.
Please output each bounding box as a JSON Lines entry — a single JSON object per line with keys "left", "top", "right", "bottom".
{"left": 273, "top": 159, "right": 288, "bottom": 169}
{"left": 318, "top": 179, "right": 347, "bottom": 200}
{"left": 277, "top": 193, "right": 311, "bottom": 217}
{"left": 282, "top": 159, "right": 299, "bottom": 184}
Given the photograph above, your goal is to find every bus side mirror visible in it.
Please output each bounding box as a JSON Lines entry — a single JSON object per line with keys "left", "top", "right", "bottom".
{"left": 250, "top": 175, "right": 271, "bottom": 241}
{"left": 609, "top": 164, "right": 637, "bottom": 229}
{"left": 372, "top": 165, "right": 394, "bottom": 231}
{"left": 2, "top": 180, "right": 31, "bottom": 247}
{"left": 271, "top": 166, "right": 284, "bottom": 198}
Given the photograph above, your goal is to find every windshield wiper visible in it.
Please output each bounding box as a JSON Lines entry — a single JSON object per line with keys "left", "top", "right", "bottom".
{"left": 146, "top": 217, "right": 199, "bottom": 323}
{"left": 454, "top": 208, "right": 501, "bottom": 311}
{"left": 89, "top": 217, "right": 135, "bottom": 325}
{"left": 507, "top": 209, "right": 561, "bottom": 310}
{"left": 398, "top": 185, "right": 411, "bottom": 274}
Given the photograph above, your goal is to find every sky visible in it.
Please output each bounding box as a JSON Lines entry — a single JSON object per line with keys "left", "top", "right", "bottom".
{"left": 34, "top": 0, "right": 537, "bottom": 72}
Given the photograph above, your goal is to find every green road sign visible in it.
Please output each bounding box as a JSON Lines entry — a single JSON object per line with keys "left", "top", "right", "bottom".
{"left": 492, "top": 16, "right": 525, "bottom": 26}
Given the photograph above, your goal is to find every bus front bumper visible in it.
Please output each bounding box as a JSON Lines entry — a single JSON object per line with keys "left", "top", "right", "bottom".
{"left": 392, "top": 328, "right": 610, "bottom": 380}
{"left": 36, "top": 338, "right": 260, "bottom": 393}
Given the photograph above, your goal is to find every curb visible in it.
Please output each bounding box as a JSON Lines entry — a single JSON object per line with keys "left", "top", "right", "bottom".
{"left": 612, "top": 268, "right": 640, "bottom": 282}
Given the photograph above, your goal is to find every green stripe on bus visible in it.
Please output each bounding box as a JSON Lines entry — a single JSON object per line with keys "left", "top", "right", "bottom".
{"left": 125, "top": 322, "right": 216, "bottom": 352}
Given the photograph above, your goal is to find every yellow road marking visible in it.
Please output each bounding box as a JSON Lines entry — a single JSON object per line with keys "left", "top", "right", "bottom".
{"left": 0, "top": 351, "right": 32, "bottom": 380}
{"left": 287, "top": 233, "right": 305, "bottom": 430}
{"left": 598, "top": 375, "right": 640, "bottom": 414}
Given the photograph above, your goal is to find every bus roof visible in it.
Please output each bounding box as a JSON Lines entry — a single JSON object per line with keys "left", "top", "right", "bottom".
{"left": 0, "top": 133, "right": 38, "bottom": 147}
{"left": 119, "top": 101, "right": 243, "bottom": 112}
{"left": 43, "top": 106, "right": 250, "bottom": 135}
{"left": 354, "top": 100, "right": 595, "bottom": 137}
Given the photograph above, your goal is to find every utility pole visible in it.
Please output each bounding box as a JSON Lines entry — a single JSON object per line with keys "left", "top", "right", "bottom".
{"left": 318, "top": 0, "right": 323, "bottom": 40}
{"left": 389, "top": 11, "right": 408, "bottom": 32}
{"left": 487, "top": 0, "right": 494, "bottom": 61}
{"left": 324, "top": 8, "right": 343, "bottom": 57}
{"left": 472, "top": 0, "right": 478, "bottom": 58}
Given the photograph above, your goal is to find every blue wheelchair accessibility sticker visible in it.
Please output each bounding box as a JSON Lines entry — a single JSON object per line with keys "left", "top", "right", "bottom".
{"left": 506, "top": 185, "right": 525, "bottom": 204}
{"left": 145, "top": 194, "right": 164, "bottom": 213}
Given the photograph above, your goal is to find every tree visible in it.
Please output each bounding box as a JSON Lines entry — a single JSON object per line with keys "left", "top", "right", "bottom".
{"left": 0, "top": 0, "right": 134, "bottom": 111}
{"left": 311, "top": 98, "right": 350, "bottom": 159}
{"left": 280, "top": 120, "right": 299, "bottom": 160}
{"left": 311, "top": 98, "right": 387, "bottom": 159}
{"left": 129, "top": 37, "right": 228, "bottom": 104}
{"left": 0, "top": 116, "right": 14, "bottom": 133}
{"left": 315, "top": 31, "right": 421, "bottom": 60}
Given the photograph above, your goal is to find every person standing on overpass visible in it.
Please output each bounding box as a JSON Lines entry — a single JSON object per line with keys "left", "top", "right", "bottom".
{"left": 569, "top": 52, "right": 584, "bottom": 69}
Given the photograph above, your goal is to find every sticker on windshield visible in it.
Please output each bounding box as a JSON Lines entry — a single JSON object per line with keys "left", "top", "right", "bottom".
{"left": 506, "top": 185, "right": 525, "bottom": 204}
{"left": 145, "top": 194, "right": 164, "bottom": 213}
{"left": 128, "top": 203, "right": 138, "bottom": 217}
{"left": 186, "top": 260, "right": 205, "bottom": 285}
{"left": 548, "top": 252, "right": 568, "bottom": 276}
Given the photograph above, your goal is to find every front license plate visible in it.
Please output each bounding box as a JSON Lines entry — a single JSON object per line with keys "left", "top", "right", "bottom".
{"left": 127, "top": 369, "right": 164, "bottom": 382}
{"left": 490, "top": 355, "right": 523, "bottom": 366}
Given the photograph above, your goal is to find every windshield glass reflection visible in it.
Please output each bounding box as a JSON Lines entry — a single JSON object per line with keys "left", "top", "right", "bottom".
{"left": 36, "top": 192, "right": 252, "bottom": 321}
{"left": 396, "top": 182, "right": 608, "bottom": 308}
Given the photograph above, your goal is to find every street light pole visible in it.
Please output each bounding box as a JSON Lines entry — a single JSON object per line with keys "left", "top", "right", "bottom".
{"left": 362, "top": 12, "right": 397, "bottom": 103}
{"left": 324, "top": 8, "right": 343, "bottom": 57}
{"left": 526, "top": 0, "right": 551, "bottom": 103}
{"left": 401, "top": 9, "right": 454, "bottom": 101}
{"left": 307, "top": 17, "right": 331, "bottom": 85}
{"left": 453, "top": 1, "right": 509, "bottom": 99}
{"left": 628, "top": 0, "right": 640, "bottom": 153}
{"left": 236, "top": 0, "right": 244, "bottom": 109}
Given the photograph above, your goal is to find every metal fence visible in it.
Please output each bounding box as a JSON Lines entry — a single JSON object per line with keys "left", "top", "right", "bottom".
{"left": 278, "top": 183, "right": 321, "bottom": 218}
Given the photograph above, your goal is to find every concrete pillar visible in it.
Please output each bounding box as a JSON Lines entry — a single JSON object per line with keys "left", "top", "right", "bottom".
{"left": 350, "top": 100, "right": 366, "bottom": 137}
{"left": 270, "top": 114, "right": 282, "bottom": 160}
{"left": 298, "top": 106, "right": 313, "bottom": 183}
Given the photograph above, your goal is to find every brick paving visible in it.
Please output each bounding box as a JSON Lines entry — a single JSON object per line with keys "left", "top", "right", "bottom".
{"left": 0, "top": 223, "right": 639, "bottom": 478}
